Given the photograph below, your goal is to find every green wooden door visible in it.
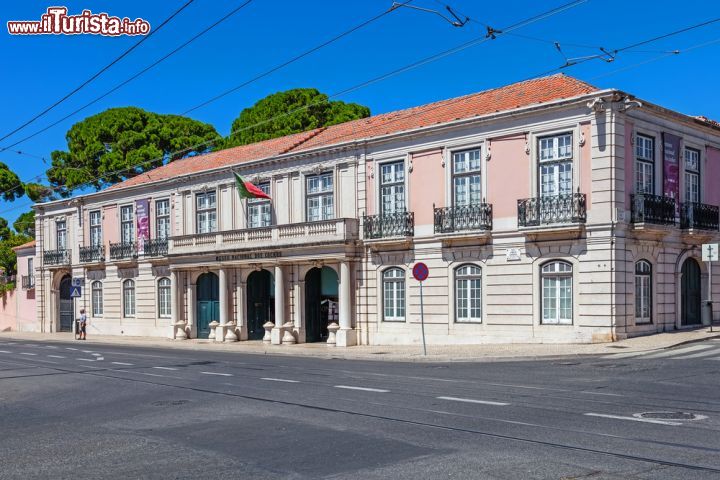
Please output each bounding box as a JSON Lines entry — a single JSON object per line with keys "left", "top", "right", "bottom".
{"left": 681, "top": 258, "right": 702, "bottom": 326}
{"left": 197, "top": 273, "right": 219, "bottom": 339}
{"left": 247, "top": 270, "right": 272, "bottom": 340}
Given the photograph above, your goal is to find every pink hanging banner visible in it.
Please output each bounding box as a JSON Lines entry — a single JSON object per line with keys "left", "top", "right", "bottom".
{"left": 136, "top": 199, "right": 150, "bottom": 254}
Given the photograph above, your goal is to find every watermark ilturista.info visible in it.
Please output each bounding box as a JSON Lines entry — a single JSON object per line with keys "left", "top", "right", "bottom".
{"left": 7, "top": 7, "right": 151, "bottom": 36}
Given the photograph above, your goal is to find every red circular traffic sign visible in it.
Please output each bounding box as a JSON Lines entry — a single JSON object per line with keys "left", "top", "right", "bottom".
{"left": 412, "top": 262, "right": 429, "bottom": 282}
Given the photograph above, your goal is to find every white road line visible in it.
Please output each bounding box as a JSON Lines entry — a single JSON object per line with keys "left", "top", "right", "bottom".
{"left": 0, "top": 350, "right": 10, "bottom": 353}
{"left": 77, "top": 358, "right": 95, "bottom": 362}
{"left": 65, "top": 347, "right": 78, "bottom": 351}
{"left": 672, "top": 348, "right": 720, "bottom": 360}
{"left": 261, "top": 377, "right": 299, "bottom": 383}
{"left": 111, "top": 362, "right": 133, "bottom": 366}
{"left": 91, "top": 353, "right": 102, "bottom": 357}
{"left": 642, "top": 345, "right": 712, "bottom": 359}
{"left": 584, "top": 413, "right": 682, "bottom": 426}
{"left": 201, "top": 371, "right": 233, "bottom": 377}
{"left": 437, "top": 396, "right": 510, "bottom": 406}
{"left": 579, "top": 391, "right": 623, "bottom": 397}
{"left": 153, "top": 366, "right": 178, "bottom": 371}
{"left": 47, "top": 355, "right": 65, "bottom": 359}
{"left": 19, "top": 352, "right": 37, "bottom": 356}
{"left": 334, "top": 385, "right": 389, "bottom": 393}
{"left": 95, "top": 357, "right": 104, "bottom": 361}
{"left": 45, "top": 346, "right": 59, "bottom": 349}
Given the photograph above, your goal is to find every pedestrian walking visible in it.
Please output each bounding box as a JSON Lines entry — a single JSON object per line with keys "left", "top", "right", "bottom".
{"left": 79, "top": 309, "right": 87, "bottom": 340}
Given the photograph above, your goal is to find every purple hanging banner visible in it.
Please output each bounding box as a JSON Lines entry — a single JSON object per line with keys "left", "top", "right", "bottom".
{"left": 662, "top": 132, "right": 681, "bottom": 205}
{"left": 136, "top": 199, "right": 150, "bottom": 254}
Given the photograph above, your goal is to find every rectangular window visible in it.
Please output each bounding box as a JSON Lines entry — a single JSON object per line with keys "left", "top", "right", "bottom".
{"left": 248, "top": 183, "right": 271, "bottom": 228}
{"left": 56, "top": 220, "right": 67, "bottom": 250}
{"left": 89, "top": 210, "right": 102, "bottom": 247}
{"left": 156, "top": 199, "right": 171, "bottom": 239}
{"left": 452, "top": 149, "right": 481, "bottom": 206}
{"left": 196, "top": 192, "right": 217, "bottom": 234}
{"left": 27, "top": 257, "right": 33, "bottom": 276}
{"left": 538, "top": 134, "right": 573, "bottom": 197}
{"left": 306, "top": 172, "right": 334, "bottom": 221}
{"left": 158, "top": 278, "right": 171, "bottom": 318}
{"left": 92, "top": 282, "right": 103, "bottom": 317}
{"left": 380, "top": 161, "right": 405, "bottom": 214}
{"left": 635, "top": 135, "right": 655, "bottom": 194}
{"left": 684, "top": 148, "right": 700, "bottom": 203}
{"left": 120, "top": 205, "right": 134, "bottom": 244}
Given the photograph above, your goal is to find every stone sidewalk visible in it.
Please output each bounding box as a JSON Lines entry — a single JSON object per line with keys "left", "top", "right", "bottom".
{"left": 3, "top": 327, "right": 720, "bottom": 362}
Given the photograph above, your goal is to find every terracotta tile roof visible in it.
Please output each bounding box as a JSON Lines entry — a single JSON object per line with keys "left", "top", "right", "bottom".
{"left": 108, "top": 74, "right": 597, "bottom": 191}
{"left": 12, "top": 240, "right": 36, "bottom": 251}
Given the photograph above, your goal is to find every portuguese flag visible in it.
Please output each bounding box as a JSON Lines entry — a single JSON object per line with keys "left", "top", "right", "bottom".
{"left": 234, "top": 172, "right": 271, "bottom": 200}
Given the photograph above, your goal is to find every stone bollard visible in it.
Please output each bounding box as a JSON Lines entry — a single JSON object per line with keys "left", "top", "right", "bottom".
{"left": 262, "top": 321, "right": 274, "bottom": 344}
{"left": 326, "top": 322, "right": 339, "bottom": 347}
{"left": 224, "top": 322, "right": 239, "bottom": 342}
{"left": 208, "top": 321, "right": 220, "bottom": 341}
{"left": 173, "top": 322, "right": 188, "bottom": 340}
{"left": 282, "top": 322, "right": 296, "bottom": 344}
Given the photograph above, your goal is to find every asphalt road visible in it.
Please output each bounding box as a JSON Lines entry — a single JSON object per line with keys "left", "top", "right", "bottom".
{"left": 1, "top": 338, "right": 720, "bottom": 479}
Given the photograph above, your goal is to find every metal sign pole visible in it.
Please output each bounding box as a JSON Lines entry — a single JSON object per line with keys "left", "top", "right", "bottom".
{"left": 419, "top": 280, "right": 427, "bottom": 356}
{"left": 709, "top": 246, "right": 713, "bottom": 333}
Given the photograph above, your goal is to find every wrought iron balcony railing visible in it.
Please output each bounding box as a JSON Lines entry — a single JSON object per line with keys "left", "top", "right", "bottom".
{"left": 21, "top": 275, "right": 34, "bottom": 290}
{"left": 517, "top": 193, "right": 587, "bottom": 227}
{"left": 79, "top": 245, "right": 105, "bottom": 263}
{"left": 109, "top": 241, "right": 137, "bottom": 260}
{"left": 143, "top": 238, "right": 168, "bottom": 257}
{"left": 631, "top": 194, "right": 676, "bottom": 225}
{"left": 43, "top": 248, "right": 70, "bottom": 266}
{"left": 363, "top": 211, "right": 414, "bottom": 239}
{"left": 434, "top": 203, "right": 492, "bottom": 233}
{"left": 680, "top": 202, "right": 719, "bottom": 231}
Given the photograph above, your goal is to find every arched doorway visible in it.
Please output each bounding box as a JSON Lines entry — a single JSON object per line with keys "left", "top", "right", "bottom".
{"left": 58, "top": 274, "right": 74, "bottom": 332}
{"left": 305, "top": 266, "right": 338, "bottom": 343}
{"left": 247, "top": 270, "right": 273, "bottom": 340}
{"left": 196, "top": 272, "right": 219, "bottom": 339}
{"left": 681, "top": 258, "right": 702, "bottom": 326}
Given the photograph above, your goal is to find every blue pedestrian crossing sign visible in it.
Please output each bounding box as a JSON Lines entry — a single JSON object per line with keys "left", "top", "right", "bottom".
{"left": 70, "top": 286, "right": 82, "bottom": 298}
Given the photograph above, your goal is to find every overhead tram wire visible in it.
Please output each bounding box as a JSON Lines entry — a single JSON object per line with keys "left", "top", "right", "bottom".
{"left": 0, "top": 0, "right": 591, "bottom": 218}
{"left": 0, "top": 0, "right": 196, "bottom": 144}
{"left": 0, "top": 0, "right": 255, "bottom": 154}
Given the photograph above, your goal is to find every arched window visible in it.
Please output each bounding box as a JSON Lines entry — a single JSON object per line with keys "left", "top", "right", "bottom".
{"left": 455, "top": 264, "right": 482, "bottom": 323}
{"left": 91, "top": 281, "right": 103, "bottom": 317}
{"left": 123, "top": 279, "right": 136, "bottom": 317}
{"left": 158, "top": 278, "right": 171, "bottom": 318}
{"left": 382, "top": 268, "right": 405, "bottom": 322}
{"left": 635, "top": 260, "right": 652, "bottom": 323}
{"left": 541, "top": 261, "right": 573, "bottom": 324}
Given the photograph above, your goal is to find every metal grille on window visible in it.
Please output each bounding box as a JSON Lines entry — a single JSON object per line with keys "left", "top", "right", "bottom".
{"left": 196, "top": 192, "right": 217, "bottom": 234}
{"left": 120, "top": 206, "right": 134, "bottom": 243}
{"left": 382, "top": 268, "right": 405, "bottom": 321}
{"left": 92, "top": 281, "right": 103, "bottom": 317}
{"left": 381, "top": 161, "right": 405, "bottom": 214}
{"left": 248, "top": 183, "right": 271, "bottom": 228}
{"left": 455, "top": 265, "right": 482, "bottom": 323}
{"left": 158, "top": 277, "right": 171, "bottom": 317}
{"left": 306, "top": 172, "right": 334, "bottom": 221}
{"left": 123, "top": 279, "right": 135, "bottom": 317}
{"left": 541, "top": 261, "right": 572, "bottom": 325}
{"left": 635, "top": 260, "right": 652, "bottom": 323}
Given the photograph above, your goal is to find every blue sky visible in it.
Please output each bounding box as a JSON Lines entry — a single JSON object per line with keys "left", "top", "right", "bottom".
{"left": 1, "top": 0, "right": 719, "bottom": 225}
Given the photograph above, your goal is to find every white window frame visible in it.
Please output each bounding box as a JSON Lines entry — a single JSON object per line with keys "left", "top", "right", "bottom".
{"left": 635, "top": 134, "right": 655, "bottom": 195}
{"left": 155, "top": 199, "right": 171, "bottom": 240}
{"left": 248, "top": 182, "right": 271, "bottom": 228}
{"left": 540, "top": 261, "right": 573, "bottom": 325}
{"left": 123, "top": 279, "right": 136, "bottom": 317}
{"left": 455, "top": 264, "right": 482, "bottom": 323}
{"left": 635, "top": 260, "right": 652, "bottom": 324}
{"left": 120, "top": 205, "right": 134, "bottom": 244}
{"left": 382, "top": 267, "right": 406, "bottom": 322}
{"left": 89, "top": 210, "right": 102, "bottom": 247}
{"left": 451, "top": 149, "right": 482, "bottom": 207}
{"left": 91, "top": 281, "right": 103, "bottom": 317}
{"left": 157, "top": 277, "right": 171, "bottom": 318}
{"left": 538, "top": 133, "right": 573, "bottom": 198}
{"left": 195, "top": 191, "right": 217, "bottom": 234}
{"left": 379, "top": 160, "right": 406, "bottom": 215}
{"left": 684, "top": 147, "right": 700, "bottom": 204}
{"left": 56, "top": 219, "right": 67, "bottom": 250}
{"left": 306, "top": 172, "right": 334, "bottom": 222}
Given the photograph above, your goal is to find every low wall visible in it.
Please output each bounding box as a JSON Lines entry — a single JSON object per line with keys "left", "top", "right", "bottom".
{"left": 0, "top": 288, "right": 38, "bottom": 332}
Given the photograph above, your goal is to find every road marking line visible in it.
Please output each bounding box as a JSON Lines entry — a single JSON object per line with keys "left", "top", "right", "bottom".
{"left": 153, "top": 367, "right": 178, "bottom": 371}
{"left": 45, "top": 346, "right": 59, "bottom": 349}
{"left": 261, "top": 377, "right": 299, "bottom": 383}
{"left": 65, "top": 347, "right": 78, "bottom": 351}
{"left": 672, "top": 349, "right": 720, "bottom": 360}
{"left": 112, "top": 362, "right": 133, "bottom": 366}
{"left": 643, "top": 345, "right": 712, "bottom": 359}
{"left": 334, "top": 385, "right": 389, "bottom": 393}
{"left": 82, "top": 350, "right": 93, "bottom": 354}
{"left": 77, "top": 358, "right": 95, "bottom": 362}
{"left": 437, "top": 396, "right": 510, "bottom": 406}
{"left": 96, "top": 357, "right": 104, "bottom": 361}
{"left": 0, "top": 350, "right": 10, "bottom": 353}
{"left": 201, "top": 371, "right": 232, "bottom": 377}
{"left": 579, "top": 391, "right": 623, "bottom": 397}
{"left": 91, "top": 353, "right": 102, "bottom": 357}
{"left": 19, "top": 352, "right": 37, "bottom": 356}
{"left": 584, "top": 413, "right": 682, "bottom": 426}
{"left": 47, "top": 355, "right": 65, "bottom": 359}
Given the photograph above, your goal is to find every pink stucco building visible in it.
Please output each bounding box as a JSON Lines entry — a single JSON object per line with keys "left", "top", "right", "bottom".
{"left": 28, "top": 75, "right": 720, "bottom": 345}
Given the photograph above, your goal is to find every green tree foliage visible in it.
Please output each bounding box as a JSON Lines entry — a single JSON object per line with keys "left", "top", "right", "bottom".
{"left": 0, "top": 215, "right": 30, "bottom": 279}
{"left": 24, "top": 182, "right": 54, "bottom": 203}
{"left": 13, "top": 211, "right": 35, "bottom": 238}
{"left": 47, "top": 107, "right": 221, "bottom": 194}
{"left": 0, "top": 218, "right": 11, "bottom": 241}
{"left": 0, "top": 162, "right": 24, "bottom": 201}
{"left": 225, "top": 88, "right": 370, "bottom": 148}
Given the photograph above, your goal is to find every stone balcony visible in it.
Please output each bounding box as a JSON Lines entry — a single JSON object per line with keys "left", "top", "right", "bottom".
{"left": 168, "top": 218, "right": 359, "bottom": 256}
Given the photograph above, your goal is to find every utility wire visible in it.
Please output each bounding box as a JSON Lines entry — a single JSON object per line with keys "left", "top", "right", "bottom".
{"left": 0, "top": 0, "right": 255, "bottom": 154}
{"left": 0, "top": 0, "right": 196, "bottom": 144}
